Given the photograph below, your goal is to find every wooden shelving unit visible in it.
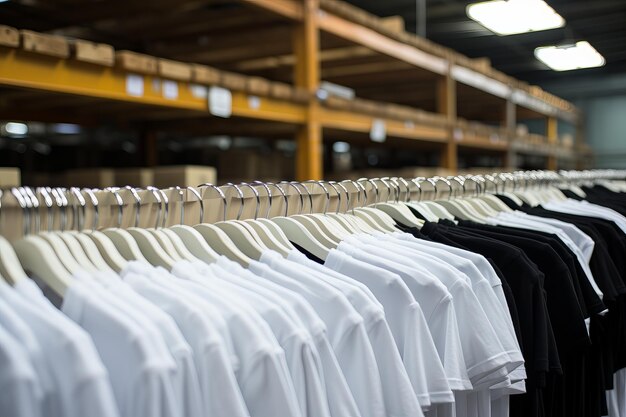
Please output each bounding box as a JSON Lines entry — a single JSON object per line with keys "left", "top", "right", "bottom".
{"left": 0, "top": 0, "right": 587, "bottom": 181}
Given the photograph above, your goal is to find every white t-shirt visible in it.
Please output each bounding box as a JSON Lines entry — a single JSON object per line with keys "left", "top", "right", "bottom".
{"left": 0, "top": 298, "right": 49, "bottom": 415}
{"left": 544, "top": 200, "right": 626, "bottom": 233}
{"left": 362, "top": 234, "right": 522, "bottom": 384}
{"left": 6, "top": 279, "right": 120, "bottom": 417}
{"left": 0, "top": 323, "right": 42, "bottom": 417}
{"left": 120, "top": 268, "right": 250, "bottom": 417}
{"left": 324, "top": 249, "right": 454, "bottom": 408}
{"left": 252, "top": 251, "right": 387, "bottom": 417}
{"left": 95, "top": 275, "right": 203, "bottom": 417}
{"left": 175, "top": 260, "right": 332, "bottom": 417}
{"left": 283, "top": 251, "right": 424, "bottom": 417}
{"left": 220, "top": 259, "right": 362, "bottom": 417}
{"left": 62, "top": 280, "right": 179, "bottom": 417}
{"left": 153, "top": 264, "right": 302, "bottom": 417}
{"left": 335, "top": 241, "right": 472, "bottom": 393}
{"left": 385, "top": 233, "right": 527, "bottom": 389}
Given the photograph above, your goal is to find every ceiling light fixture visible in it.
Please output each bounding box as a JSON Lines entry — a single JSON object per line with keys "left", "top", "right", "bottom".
{"left": 535, "top": 41, "right": 605, "bottom": 71}
{"left": 467, "top": 0, "right": 565, "bottom": 36}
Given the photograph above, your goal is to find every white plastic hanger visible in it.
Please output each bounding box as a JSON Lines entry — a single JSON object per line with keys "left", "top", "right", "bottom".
{"left": 168, "top": 186, "right": 219, "bottom": 263}
{"left": 0, "top": 190, "right": 30, "bottom": 285}
{"left": 404, "top": 178, "right": 440, "bottom": 222}
{"left": 80, "top": 188, "right": 129, "bottom": 272}
{"left": 354, "top": 179, "right": 398, "bottom": 232}
{"left": 238, "top": 182, "right": 292, "bottom": 256}
{"left": 108, "top": 187, "right": 176, "bottom": 269}
{"left": 249, "top": 181, "right": 299, "bottom": 250}
{"left": 11, "top": 187, "right": 72, "bottom": 296}
{"left": 101, "top": 188, "right": 150, "bottom": 263}
{"left": 193, "top": 183, "right": 253, "bottom": 266}
{"left": 211, "top": 183, "right": 267, "bottom": 259}
{"left": 327, "top": 181, "right": 371, "bottom": 234}
{"left": 373, "top": 177, "right": 424, "bottom": 228}
{"left": 475, "top": 174, "right": 513, "bottom": 212}
{"left": 299, "top": 181, "right": 349, "bottom": 241}
{"left": 498, "top": 173, "right": 526, "bottom": 207}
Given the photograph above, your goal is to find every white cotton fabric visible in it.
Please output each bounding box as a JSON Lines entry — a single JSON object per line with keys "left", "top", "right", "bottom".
{"left": 324, "top": 249, "right": 454, "bottom": 408}
{"left": 544, "top": 200, "right": 626, "bottom": 234}
{"left": 90, "top": 273, "right": 204, "bottom": 417}
{"left": 284, "top": 250, "right": 424, "bottom": 417}
{"left": 156, "top": 264, "right": 302, "bottom": 417}
{"left": 5, "top": 279, "right": 120, "bottom": 417}
{"left": 335, "top": 241, "right": 472, "bottom": 393}
{"left": 252, "top": 251, "right": 387, "bottom": 417}
{"left": 61, "top": 280, "right": 179, "bottom": 417}
{"left": 0, "top": 323, "right": 42, "bottom": 417}
{"left": 218, "top": 258, "right": 362, "bottom": 417}
{"left": 174, "top": 260, "right": 332, "bottom": 417}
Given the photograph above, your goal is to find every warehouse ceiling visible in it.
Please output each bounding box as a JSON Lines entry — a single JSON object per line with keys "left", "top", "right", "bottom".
{"left": 345, "top": 0, "right": 626, "bottom": 84}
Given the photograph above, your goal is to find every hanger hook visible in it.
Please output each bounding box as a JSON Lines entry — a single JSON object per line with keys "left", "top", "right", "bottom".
{"left": 106, "top": 187, "right": 125, "bottom": 228}
{"left": 124, "top": 186, "right": 141, "bottom": 228}
{"left": 252, "top": 181, "right": 273, "bottom": 219}
{"left": 410, "top": 178, "right": 423, "bottom": 202}
{"left": 279, "top": 181, "right": 303, "bottom": 215}
{"left": 23, "top": 187, "right": 40, "bottom": 234}
{"left": 396, "top": 178, "right": 411, "bottom": 203}
{"left": 11, "top": 187, "right": 29, "bottom": 236}
{"left": 36, "top": 187, "right": 53, "bottom": 232}
{"left": 452, "top": 176, "right": 465, "bottom": 198}
{"left": 83, "top": 188, "right": 100, "bottom": 231}
{"left": 304, "top": 180, "right": 331, "bottom": 215}
{"left": 198, "top": 183, "right": 227, "bottom": 222}
{"left": 335, "top": 181, "right": 351, "bottom": 214}
{"left": 265, "top": 182, "right": 288, "bottom": 218}
{"left": 223, "top": 183, "right": 245, "bottom": 221}
{"left": 145, "top": 186, "right": 162, "bottom": 229}
{"left": 326, "top": 181, "right": 342, "bottom": 214}
{"left": 238, "top": 183, "right": 261, "bottom": 220}
{"left": 174, "top": 186, "right": 184, "bottom": 225}
{"left": 358, "top": 178, "right": 379, "bottom": 206}
{"left": 70, "top": 187, "right": 86, "bottom": 231}
{"left": 157, "top": 189, "right": 169, "bottom": 228}
{"left": 186, "top": 187, "right": 204, "bottom": 224}
{"left": 339, "top": 180, "right": 357, "bottom": 214}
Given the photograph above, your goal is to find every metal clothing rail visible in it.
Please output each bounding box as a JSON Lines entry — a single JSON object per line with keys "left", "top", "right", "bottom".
{"left": 0, "top": 169, "right": 624, "bottom": 243}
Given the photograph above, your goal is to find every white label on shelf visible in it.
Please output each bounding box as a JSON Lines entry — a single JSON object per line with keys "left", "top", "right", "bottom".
{"left": 126, "top": 74, "right": 144, "bottom": 97}
{"left": 190, "top": 84, "right": 208, "bottom": 99}
{"left": 208, "top": 86, "right": 232, "bottom": 118}
{"left": 162, "top": 80, "right": 178, "bottom": 100}
{"left": 248, "top": 95, "right": 261, "bottom": 110}
{"left": 404, "top": 120, "right": 415, "bottom": 129}
{"left": 370, "top": 119, "right": 387, "bottom": 143}
{"left": 453, "top": 128, "right": 463, "bottom": 141}
{"left": 490, "top": 133, "right": 499, "bottom": 143}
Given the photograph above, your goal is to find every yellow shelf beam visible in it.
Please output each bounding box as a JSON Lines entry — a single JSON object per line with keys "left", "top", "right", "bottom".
{"left": 0, "top": 48, "right": 307, "bottom": 124}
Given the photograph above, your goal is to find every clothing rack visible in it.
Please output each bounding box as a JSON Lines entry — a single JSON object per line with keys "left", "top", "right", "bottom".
{"left": 1, "top": 169, "right": 625, "bottom": 243}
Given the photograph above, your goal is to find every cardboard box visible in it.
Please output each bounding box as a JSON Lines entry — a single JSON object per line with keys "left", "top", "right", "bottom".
{"left": 21, "top": 30, "right": 69, "bottom": 58}
{"left": 158, "top": 58, "right": 192, "bottom": 81}
{"left": 191, "top": 64, "right": 221, "bottom": 84}
{"left": 64, "top": 168, "right": 116, "bottom": 188}
{"left": 0, "top": 25, "right": 19, "bottom": 48}
{"left": 116, "top": 50, "right": 158, "bottom": 74}
{"left": 152, "top": 165, "right": 217, "bottom": 188}
{"left": 0, "top": 167, "right": 20, "bottom": 187}
{"left": 115, "top": 168, "right": 154, "bottom": 188}
{"left": 72, "top": 40, "right": 114, "bottom": 66}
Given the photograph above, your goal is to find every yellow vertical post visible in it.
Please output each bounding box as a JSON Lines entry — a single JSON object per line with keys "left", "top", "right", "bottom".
{"left": 505, "top": 99, "right": 516, "bottom": 168}
{"left": 437, "top": 71, "right": 457, "bottom": 172}
{"left": 294, "top": 0, "right": 322, "bottom": 181}
{"left": 546, "top": 116, "right": 558, "bottom": 170}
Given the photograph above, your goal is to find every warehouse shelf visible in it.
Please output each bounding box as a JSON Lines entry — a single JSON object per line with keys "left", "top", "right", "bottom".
{"left": 0, "top": 0, "right": 590, "bottom": 179}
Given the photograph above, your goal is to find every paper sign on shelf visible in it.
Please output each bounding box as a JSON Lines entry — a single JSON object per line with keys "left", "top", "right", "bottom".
{"left": 248, "top": 95, "right": 261, "bottom": 110}
{"left": 208, "top": 86, "right": 232, "bottom": 118}
{"left": 126, "top": 74, "right": 144, "bottom": 97}
{"left": 190, "top": 84, "right": 208, "bottom": 99}
{"left": 370, "top": 119, "right": 387, "bottom": 143}
{"left": 162, "top": 80, "right": 178, "bottom": 100}
{"left": 453, "top": 128, "right": 464, "bottom": 141}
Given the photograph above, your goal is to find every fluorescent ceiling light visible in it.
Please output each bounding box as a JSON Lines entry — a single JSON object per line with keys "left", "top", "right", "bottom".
{"left": 4, "top": 122, "right": 28, "bottom": 136}
{"left": 535, "top": 41, "right": 605, "bottom": 71}
{"left": 467, "top": 0, "right": 565, "bottom": 35}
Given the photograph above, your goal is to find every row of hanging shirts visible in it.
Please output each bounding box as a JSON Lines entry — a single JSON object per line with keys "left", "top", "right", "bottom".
{"left": 0, "top": 169, "right": 624, "bottom": 417}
